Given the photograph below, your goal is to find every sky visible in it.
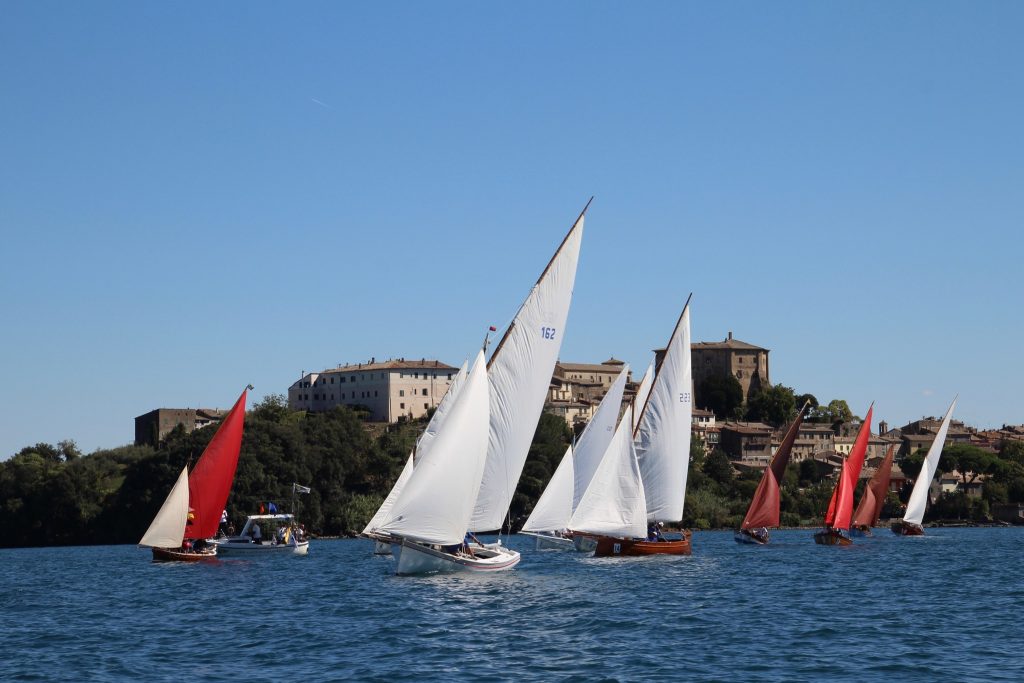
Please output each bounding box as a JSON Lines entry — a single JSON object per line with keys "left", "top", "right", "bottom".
{"left": 1, "top": 2, "right": 1022, "bottom": 458}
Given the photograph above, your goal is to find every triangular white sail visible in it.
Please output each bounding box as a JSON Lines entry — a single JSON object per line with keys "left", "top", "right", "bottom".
{"left": 572, "top": 365, "right": 630, "bottom": 511}
{"left": 377, "top": 350, "right": 490, "bottom": 546}
{"left": 569, "top": 405, "right": 647, "bottom": 538}
{"left": 634, "top": 302, "right": 693, "bottom": 523}
{"left": 903, "top": 398, "right": 957, "bottom": 526}
{"left": 521, "top": 445, "right": 574, "bottom": 533}
{"left": 139, "top": 466, "right": 189, "bottom": 548}
{"left": 632, "top": 361, "right": 655, "bottom": 431}
{"left": 470, "top": 213, "right": 584, "bottom": 532}
{"left": 363, "top": 362, "right": 469, "bottom": 535}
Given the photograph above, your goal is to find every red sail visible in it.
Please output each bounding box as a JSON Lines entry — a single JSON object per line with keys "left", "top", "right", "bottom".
{"left": 823, "top": 404, "right": 873, "bottom": 528}
{"left": 852, "top": 444, "right": 894, "bottom": 527}
{"left": 740, "top": 402, "right": 809, "bottom": 530}
{"left": 830, "top": 459, "right": 856, "bottom": 531}
{"left": 185, "top": 388, "right": 248, "bottom": 540}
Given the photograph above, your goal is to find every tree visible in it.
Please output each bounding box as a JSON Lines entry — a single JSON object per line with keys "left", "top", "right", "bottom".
{"left": 697, "top": 374, "right": 743, "bottom": 420}
{"left": 943, "top": 444, "right": 997, "bottom": 484}
{"left": 1000, "top": 440, "right": 1024, "bottom": 466}
{"left": 745, "top": 384, "right": 797, "bottom": 427}
{"left": 703, "top": 448, "right": 735, "bottom": 487}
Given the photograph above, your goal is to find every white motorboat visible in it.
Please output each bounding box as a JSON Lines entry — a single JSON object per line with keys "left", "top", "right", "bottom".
{"left": 213, "top": 513, "right": 309, "bottom": 556}
{"left": 395, "top": 537, "right": 520, "bottom": 575}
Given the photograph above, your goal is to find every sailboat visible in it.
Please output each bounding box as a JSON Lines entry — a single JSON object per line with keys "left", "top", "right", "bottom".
{"left": 735, "top": 401, "right": 810, "bottom": 545}
{"left": 892, "top": 398, "right": 957, "bottom": 536}
{"left": 376, "top": 350, "right": 519, "bottom": 574}
{"left": 570, "top": 298, "right": 694, "bottom": 557}
{"left": 813, "top": 404, "right": 873, "bottom": 546}
{"left": 361, "top": 362, "right": 469, "bottom": 554}
{"left": 520, "top": 366, "right": 630, "bottom": 550}
{"left": 139, "top": 386, "right": 250, "bottom": 562}
{"left": 466, "top": 202, "right": 586, "bottom": 550}
{"left": 850, "top": 444, "right": 895, "bottom": 536}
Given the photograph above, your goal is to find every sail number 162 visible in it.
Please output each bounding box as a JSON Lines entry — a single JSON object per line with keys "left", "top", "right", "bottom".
{"left": 540, "top": 326, "right": 557, "bottom": 340}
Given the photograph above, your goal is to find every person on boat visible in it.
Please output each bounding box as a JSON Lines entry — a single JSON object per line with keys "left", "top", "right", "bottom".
{"left": 219, "top": 509, "right": 229, "bottom": 537}
{"left": 251, "top": 521, "right": 262, "bottom": 545}
{"left": 275, "top": 526, "right": 286, "bottom": 545}
{"left": 461, "top": 532, "right": 476, "bottom": 557}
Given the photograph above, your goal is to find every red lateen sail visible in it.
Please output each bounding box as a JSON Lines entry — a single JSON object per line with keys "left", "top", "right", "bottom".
{"left": 830, "top": 459, "right": 856, "bottom": 530}
{"left": 741, "top": 402, "right": 809, "bottom": 530}
{"left": 823, "top": 403, "right": 873, "bottom": 528}
{"left": 185, "top": 388, "right": 248, "bottom": 540}
{"left": 852, "top": 444, "right": 895, "bottom": 528}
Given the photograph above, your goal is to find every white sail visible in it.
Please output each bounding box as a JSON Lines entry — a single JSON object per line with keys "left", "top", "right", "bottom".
{"left": 568, "top": 405, "right": 647, "bottom": 538}
{"left": 635, "top": 302, "right": 693, "bottom": 523}
{"left": 139, "top": 466, "right": 189, "bottom": 548}
{"left": 632, "top": 361, "right": 655, "bottom": 431}
{"left": 362, "top": 455, "right": 413, "bottom": 535}
{"left": 470, "top": 214, "right": 584, "bottom": 532}
{"left": 572, "top": 365, "right": 630, "bottom": 512}
{"left": 377, "top": 350, "right": 490, "bottom": 546}
{"left": 362, "top": 362, "right": 469, "bottom": 535}
{"left": 521, "top": 445, "right": 574, "bottom": 533}
{"left": 903, "top": 398, "right": 957, "bottom": 526}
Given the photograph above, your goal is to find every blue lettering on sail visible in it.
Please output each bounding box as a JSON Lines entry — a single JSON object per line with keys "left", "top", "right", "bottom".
{"left": 540, "top": 326, "right": 557, "bottom": 341}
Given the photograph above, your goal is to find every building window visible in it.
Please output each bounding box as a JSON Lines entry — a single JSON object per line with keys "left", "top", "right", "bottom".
{"left": 400, "top": 402, "right": 405, "bottom": 409}
{"left": 424, "top": 403, "right": 429, "bottom": 409}
{"left": 331, "top": 377, "right": 334, "bottom": 384}
{"left": 331, "top": 394, "right": 334, "bottom": 400}
{"left": 447, "top": 373, "right": 452, "bottom": 380}
{"left": 374, "top": 391, "right": 378, "bottom": 397}
{"left": 399, "top": 390, "right": 405, "bottom": 396}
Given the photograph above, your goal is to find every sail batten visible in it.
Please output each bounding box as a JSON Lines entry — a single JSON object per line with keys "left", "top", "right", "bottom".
{"left": 903, "top": 398, "right": 957, "bottom": 526}
{"left": 470, "top": 213, "right": 584, "bottom": 532}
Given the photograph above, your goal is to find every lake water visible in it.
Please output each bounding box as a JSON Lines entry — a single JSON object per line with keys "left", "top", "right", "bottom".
{"left": 2, "top": 528, "right": 1022, "bottom": 682}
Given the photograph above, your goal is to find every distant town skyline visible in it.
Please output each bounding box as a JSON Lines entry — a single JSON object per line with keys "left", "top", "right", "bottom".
{"left": 2, "top": 3, "right": 1022, "bottom": 457}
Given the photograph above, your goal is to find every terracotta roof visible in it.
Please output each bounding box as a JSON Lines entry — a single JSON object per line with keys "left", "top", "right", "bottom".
{"left": 316, "top": 359, "right": 457, "bottom": 374}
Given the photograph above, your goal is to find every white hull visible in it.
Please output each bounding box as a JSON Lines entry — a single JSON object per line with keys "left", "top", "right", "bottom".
{"left": 520, "top": 531, "right": 573, "bottom": 551}
{"left": 213, "top": 539, "right": 309, "bottom": 556}
{"left": 374, "top": 540, "right": 392, "bottom": 555}
{"left": 394, "top": 539, "right": 521, "bottom": 575}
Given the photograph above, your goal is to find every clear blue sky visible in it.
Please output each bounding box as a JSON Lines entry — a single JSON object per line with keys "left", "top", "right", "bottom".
{"left": 2, "top": 2, "right": 1021, "bottom": 457}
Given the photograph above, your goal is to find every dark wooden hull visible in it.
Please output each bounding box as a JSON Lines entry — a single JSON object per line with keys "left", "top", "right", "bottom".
{"left": 890, "top": 520, "right": 925, "bottom": 536}
{"left": 151, "top": 546, "right": 217, "bottom": 562}
{"left": 734, "top": 528, "right": 769, "bottom": 545}
{"left": 593, "top": 531, "right": 692, "bottom": 557}
{"left": 813, "top": 529, "right": 852, "bottom": 546}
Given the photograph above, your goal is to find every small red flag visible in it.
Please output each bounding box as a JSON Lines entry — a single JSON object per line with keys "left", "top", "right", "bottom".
{"left": 489, "top": 326, "right": 497, "bottom": 332}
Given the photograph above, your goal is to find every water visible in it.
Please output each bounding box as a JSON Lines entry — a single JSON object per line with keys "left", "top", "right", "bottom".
{"left": 2, "top": 528, "right": 1022, "bottom": 682}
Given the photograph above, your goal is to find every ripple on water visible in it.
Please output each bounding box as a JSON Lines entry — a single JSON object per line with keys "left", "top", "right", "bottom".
{"left": 2, "top": 528, "right": 1024, "bottom": 681}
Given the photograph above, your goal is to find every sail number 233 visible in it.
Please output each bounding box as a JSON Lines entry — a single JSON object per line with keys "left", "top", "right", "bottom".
{"left": 540, "top": 326, "right": 557, "bottom": 340}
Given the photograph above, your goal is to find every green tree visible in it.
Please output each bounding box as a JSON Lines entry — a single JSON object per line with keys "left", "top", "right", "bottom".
{"left": 999, "top": 440, "right": 1024, "bottom": 466}
{"left": 745, "top": 384, "right": 797, "bottom": 427}
{"left": 703, "top": 448, "right": 735, "bottom": 487}
{"left": 698, "top": 374, "right": 743, "bottom": 420}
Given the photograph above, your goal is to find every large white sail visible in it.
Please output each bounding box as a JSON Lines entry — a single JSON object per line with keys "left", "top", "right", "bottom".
{"left": 363, "top": 362, "right": 469, "bottom": 535}
{"left": 377, "top": 351, "right": 490, "bottom": 546}
{"left": 572, "top": 365, "right": 630, "bottom": 511}
{"left": 634, "top": 302, "right": 693, "bottom": 523}
{"left": 470, "top": 213, "right": 584, "bottom": 532}
{"left": 568, "top": 405, "right": 647, "bottom": 538}
{"left": 521, "top": 445, "right": 574, "bottom": 533}
{"left": 632, "top": 361, "right": 655, "bottom": 431}
{"left": 903, "top": 398, "right": 957, "bottom": 526}
{"left": 139, "top": 465, "right": 189, "bottom": 548}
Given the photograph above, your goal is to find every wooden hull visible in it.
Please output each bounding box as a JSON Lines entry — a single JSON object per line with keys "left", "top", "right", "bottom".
{"left": 813, "top": 529, "right": 852, "bottom": 546}
{"left": 151, "top": 546, "right": 217, "bottom": 562}
{"left": 734, "top": 528, "right": 769, "bottom": 545}
{"left": 891, "top": 520, "right": 925, "bottom": 536}
{"left": 851, "top": 525, "right": 873, "bottom": 538}
{"left": 593, "top": 532, "right": 692, "bottom": 557}
{"left": 570, "top": 534, "right": 598, "bottom": 553}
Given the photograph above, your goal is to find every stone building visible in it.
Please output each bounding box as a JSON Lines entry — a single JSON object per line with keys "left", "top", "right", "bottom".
{"left": 718, "top": 421, "right": 774, "bottom": 467}
{"left": 690, "top": 332, "right": 770, "bottom": 404}
{"left": 134, "top": 407, "right": 227, "bottom": 447}
{"left": 546, "top": 358, "right": 635, "bottom": 430}
{"left": 288, "top": 358, "right": 458, "bottom": 422}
